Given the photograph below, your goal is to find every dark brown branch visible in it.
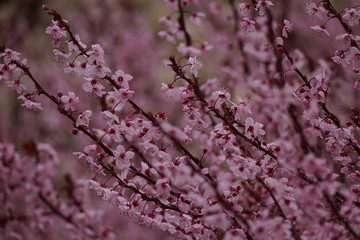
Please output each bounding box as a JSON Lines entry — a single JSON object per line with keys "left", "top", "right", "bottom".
{"left": 288, "top": 104, "right": 316, "bottom": 155}
{"left": 322, "top": 0, "right": 359, "bottom": 49}
{"left": 228, "top": 0, "right": 250, "bottom": 75}
{"left": 177, "top": 0, "right": 192, "bottom": 46}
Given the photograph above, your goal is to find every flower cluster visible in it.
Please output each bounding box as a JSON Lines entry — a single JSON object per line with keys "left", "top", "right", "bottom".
{"left": 1, "top": 0, "right": 360, "bottom": 240}
{"left": 0, "top": 141, "right": 115, "bottom": 239}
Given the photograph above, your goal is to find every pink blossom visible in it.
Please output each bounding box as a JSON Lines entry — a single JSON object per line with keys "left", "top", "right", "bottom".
{"left": 163, "top": 0, "right": 177, "bottom": 9}
{"left": 244, "top": 117, "right": 265, "bottom": 138}
{"left": 189, "top": 12, "right": 206, "bottom": 26}
{"left": 188, "top": 56, "right": 202, "bottom": 77}
{"left": 17, "top": 95, "right": 43, "bottom": 111}
{"left": 210, "top": 89, "right": 230, "bottom": 109}
{"left": 282, "top": 19, "right": 293, "bottom": 38}
{"left": 335, "top": 33, "right": 354, "bottom": 45}
{"left": 112, "top": 69, "right": 133, "bottom": 89}
{"left": 310, "top": 69, "right": 330, "bottom": 102}
{"left": 238, "top": 3, "right": 251, "bottom": 17}
{"left": 311, "top": 25, "right": 330, "bottom": 37}
{"left": 306, "top": 2, "right": 325, "bottom": 19}
{"left": 155, "top": 178, "right": 171, "bottom": 201}
{"left": 255, "top": 0, "right": 273, "bottom": 16}
{"left": 113, "top": 145, "right": 134, "bottom": 170}
{"left": 63, "top": 62, "right": 76, "bottom": 74}
{"left": 67, "top": 34, "right": 87, "bottom": 53}
{"left": 161, "top": 122, "right": 192, "bottom": 144}
{"left": 183, "top": 105, "right": 209, "bottom": 129}
{"left": 200, "top": 41, "right": 213, "bottom": 54}
{"left": 158, "top": 30, "right": 176, "bottom": 43}
{"left": 0, "top": 48, "right": 21, "bottom": 64}
{"left": 159, "top": 16, "right": 172, "bottom": 26}
{"left": 82, "top": 77, "right": 106, "bottom": 97}
{"left": 332, "top": 50, "right": 347, "bottom": 66}
{"left": 345, "top": 47, "right": 360, "bottom": 69}
{"left": 45, "top": 20, "right": 67, "bottom": 47}
{"left": 92, "top": 63, "right": 111, "bottom": 78}
{"left": 106, "top": 88, "right": 134, "bottom": 112}
{"left": 200, "top": 78, "right": 219, "bottom": 95}
{"left": 6, "top": 79, "right": 26, "bottom": 93}
{"left": 0, "top": 64, "right": 10, "bottom": 81}
{"left": 87, "top": 44, "right": 105, "bottom": 64}
{"left": 291, "top": 49, "right": 307, "bottom": 69}
{"left": 76, "top": 110, "right": 92, "bottom": 127}
{"left": 178, "top": 43, "right": 201, "bottom": 56}
{"left": 354, "top": 80, "right": 360, "bottom": 89}
{"left": 53, "top": 49, "right": 71, "bottom": 62}
{"left": 240, "top": 17, "right": 256, "bottom": 32}
{"left": 61, "top": 91, "right": 79, "bottom": 111}
{"left": 161, "top": 82, "right": 182, "bottom": 99}
{"left": 230, "top": 97, "right": 251, "bottom": 119}
{"left": 342, "top": 8, "right": 360, "bottom": 27}
{"left": 224, "top": 229, "right": 246, "bottom": 240}
{"left": 101, "top": 111, "right": 120, "bottom": 124}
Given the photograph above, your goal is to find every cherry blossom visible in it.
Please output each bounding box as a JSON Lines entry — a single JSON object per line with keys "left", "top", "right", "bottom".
{"left": 45, "top": 20, "right": 67, "bottom": 47}
{"left": 230, "top": 97, "right": 252, "bottom": 119}
{"left": 240, "top": 18, "right": 256, "bottom": 32}
{"left": 106, "top": 88, "right": 134, "bottom": 112}
{"left": 76, "top": 110, "right": 92, "bottom": 127}
{"left": 209, "top": 89, "right": 231, "bottom": 109}
{"left": 343, "top": 8, "right": 360, "bottom": 27}
{"left": 255, "top": 0, "right": 273, "bottom": 16}
{"left": 82, "top": 77, "right": 106, "bottom": 96}
{"left": 311, "top": 25, "right": 330, "bottom": 37}
{"left": 189, "top": 12, "right": 206, "bottom": 26}
{"left": 306, "top": 2, "right": 325, "bottom": 19}
{"left": 112, "top": 145, "right": 134, "bottom": 170}
{"left": 0, "top": 64, "right": 10, "bottom": 81}
{"left": 244, "top": 117, "right": 265, "bottom": 138}
{"left": 282, "top": 19, "right": 293, "bottom": 38}
{"left": 17, "top": 94, "right": 43, "bottom": 111}
{"left": 87, "top": 44, "right": 106, "bottom": 64}
{"left": 238, "top": 3, "right": 251, "bottom": 17}
{"left": 112, "top": 69, "right": 133, "bottom": 89}
{"left": 188, "top": 56, "right": 202, "bottom": 77}
{"left": 0, "top": 48, "right": 21, "bottom": 64}
{"left": 178, "top": 43, "right": 201, "bottom": 56}
{"left": 60, "top": 91, "right": 79, "bottom": 111}
{"left": 6, "top": 79, "right": 26, "bottom": 93}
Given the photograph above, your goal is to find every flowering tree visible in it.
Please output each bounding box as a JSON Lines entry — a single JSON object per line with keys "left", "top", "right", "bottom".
{"left": 1, "top": 0, "right": 360, "bottom": 239}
